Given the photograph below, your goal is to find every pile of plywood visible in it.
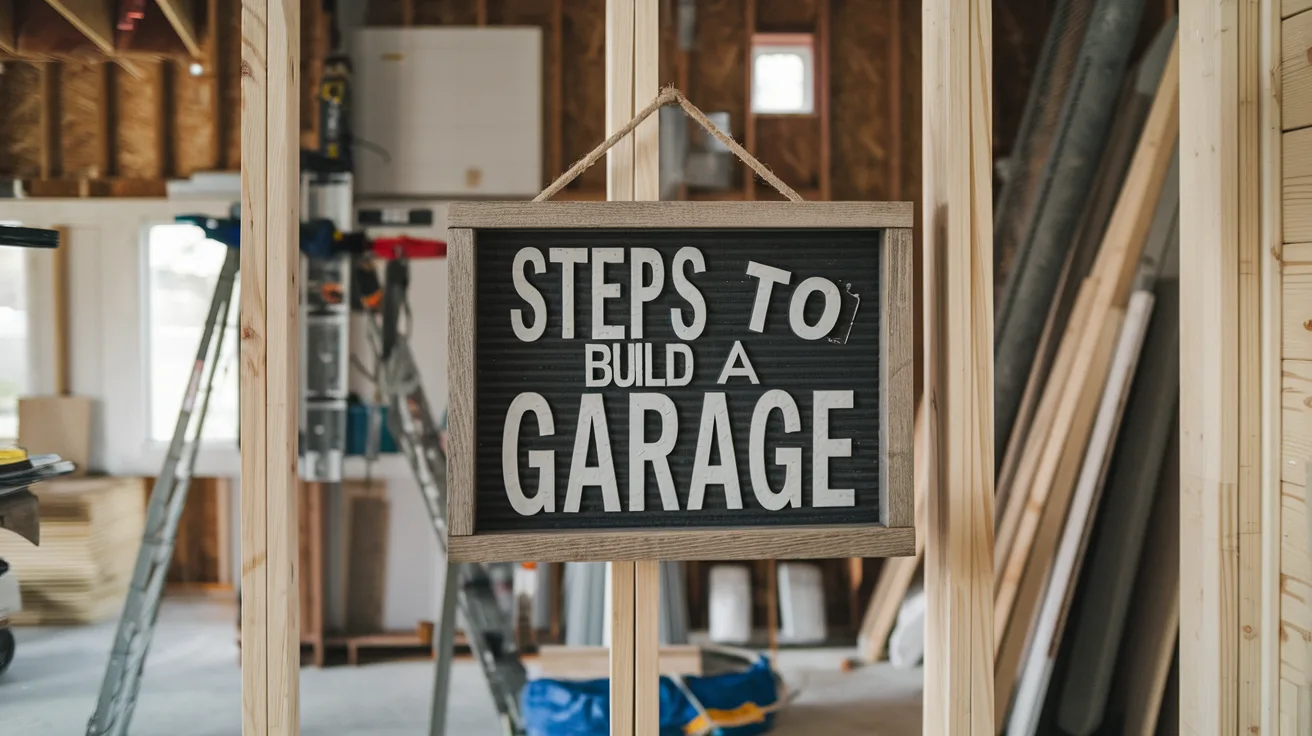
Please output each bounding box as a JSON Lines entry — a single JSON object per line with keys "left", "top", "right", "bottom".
{"left": 0, "top": 476, "right": 145, "bottom": 625}
{"left": 855, "top": 17, "right": 1183, "bottom": 736}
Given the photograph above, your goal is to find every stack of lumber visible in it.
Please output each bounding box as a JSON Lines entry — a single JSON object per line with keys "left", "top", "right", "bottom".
{"left": 0, "top": 476, "right": 145, "bottom": 625}
{"left": 855, "top": 14, "right": 1183, "bottom": 736}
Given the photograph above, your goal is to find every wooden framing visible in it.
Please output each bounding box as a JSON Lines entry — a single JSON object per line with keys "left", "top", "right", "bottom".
{"left": 920, "top": 0, "right": 995, "bottom": 732}
{"left": 239, "top": 0, "right": 299, "bottom": 731}
{"left": 443, "top": 201, "right": 916, "bottom": 564}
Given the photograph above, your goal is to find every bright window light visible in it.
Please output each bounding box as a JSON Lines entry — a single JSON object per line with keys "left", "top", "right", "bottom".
{"left": 145, "top": 223, "right": 240, "bottom": 443}
{"left": 0, "top": 224, "right": 28, "bottom": 440}
{"left": 751, "top": 36, "right": 815, "bottom": 115}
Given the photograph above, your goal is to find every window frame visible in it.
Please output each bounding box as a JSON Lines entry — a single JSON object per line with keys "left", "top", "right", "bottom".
{"left": 749, "top": 32, "right": 818, "bottom": 117}
{"left": 139, "top": 221, "right": 241, "bottom": 449}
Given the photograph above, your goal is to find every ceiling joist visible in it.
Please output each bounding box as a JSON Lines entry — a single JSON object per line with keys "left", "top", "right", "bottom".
{"left": 39, "top": 0, "right": 115, "bottom": 55}
{"left": 152, "top": 0, "right": 199, "bottom": 57}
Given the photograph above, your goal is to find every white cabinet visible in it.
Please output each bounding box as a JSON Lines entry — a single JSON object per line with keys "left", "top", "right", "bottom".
{"left": 352, "top": 28, "right": 543, "bottom": 197}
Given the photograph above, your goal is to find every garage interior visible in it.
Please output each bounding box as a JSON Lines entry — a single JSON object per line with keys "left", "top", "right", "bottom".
{"left": 0, "top": 0, "right": 1282, "bottom": 734}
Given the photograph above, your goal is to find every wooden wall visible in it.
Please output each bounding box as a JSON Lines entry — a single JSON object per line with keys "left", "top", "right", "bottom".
{"left": 0, "top": 0, "right": 1050, "bottom": 204}
{"left": 0, "top": 0, "right": 325, "bottom": 194}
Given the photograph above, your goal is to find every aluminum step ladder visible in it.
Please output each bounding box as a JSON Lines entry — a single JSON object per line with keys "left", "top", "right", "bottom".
{"left": 359, "top": 256, "right": 527, "bottom": 736}
{"left": 86, "top": 244, "right": 240, "bottom": 736}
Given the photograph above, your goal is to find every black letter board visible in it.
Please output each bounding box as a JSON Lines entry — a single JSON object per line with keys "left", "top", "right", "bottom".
{"left": 446, "top": 202, "right": 914, "bottom": 562}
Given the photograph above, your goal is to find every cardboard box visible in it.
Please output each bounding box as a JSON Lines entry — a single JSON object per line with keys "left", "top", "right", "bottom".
{"left": 18, "top": 396, "right": 94, "bottom": 476}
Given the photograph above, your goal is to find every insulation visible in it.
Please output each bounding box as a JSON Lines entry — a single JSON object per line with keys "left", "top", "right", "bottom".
{"left": 0, "top": 61, "right": 43, "bottom": 178}
{"left": 829, "top": 0, "right": 893, "bottom": 200}
{"left": 172, "top": 27, "right": 221, "bottom": 176}
{"left": 560, "top": 0, "right": 605, "bottom": 192}
{"left": 59, "top": 62, "right": 108, "bottom": 178}
{"left": 114, "top": 62, "right": 166, "bottom": 179}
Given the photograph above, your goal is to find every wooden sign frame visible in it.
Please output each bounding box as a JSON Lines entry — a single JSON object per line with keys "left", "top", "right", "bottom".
{"left": 445, "top": 200, "right": 916, "bottom": 563}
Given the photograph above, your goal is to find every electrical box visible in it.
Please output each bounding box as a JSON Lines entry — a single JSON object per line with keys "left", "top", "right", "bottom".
{"left": 352, "top": 28, "right": 543, "bottom": 198}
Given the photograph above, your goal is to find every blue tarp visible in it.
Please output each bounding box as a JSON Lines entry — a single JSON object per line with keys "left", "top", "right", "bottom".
{"left": 522, "top": 655, "right": 780, "bottom": 736}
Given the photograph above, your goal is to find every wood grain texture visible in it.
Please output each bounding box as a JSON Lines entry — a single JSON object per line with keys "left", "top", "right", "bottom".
{"left": 446, "top": 227, "right": 476, "bottom": 537}
{"left": 449, "top": 525, "right": 915, "bottom": 563}
{"left": 605, "top": 0, "right": 634, "bottom": 203}
{"left": 755, "top": 116, "right": 820, "bottom": 193}
{"left": 1283, "top": 9, "right": 1312, "bottom": 132}
{"left": 1282, "top": 478, "right": 1312, "bottom": 736}
{"left": 1286, "top": 261, "right": 1312, "bottom": 360}
{"left": 881, "top": 228, "right": 914, "bottom": 528}
{"left": 241, "top": 0, "right": 300, "bottom": 728}
{"left": 610, "top": 560, "right": 636, "bottom": 736}
{"left": 1285, "top": 128, "right": 1312, "bottom": 243}
{"left": 691, "top": 0, "right": 746, "bottom": 191}
{"left": 1287, "top": 0, "right": 1312, "bottom": 19}
{"left": 1180, "top": 2, "right": 1239, "bottom": 732}
{"left": 446, "top": 201, "right": 914, "bottom": 229}
{"left": 1237, "top": 0, "right": 1263, "bottom": 731}
{"left": 921, "top": 0, "right": 995, "bottom": 731}
{"left": 1282, "top": 360, "right": 1312, "bottom": 486}
{"left": 40, "top": 0, "right": 115, "bottom": 54}
{"left": 154, "top": 0, "right": 202, "bottom": 57}
{"left": 239, "top": 0, "right": 269, "bottom": 728}
{"left": 634, "top": 559, "right": 660, "bottom": 735}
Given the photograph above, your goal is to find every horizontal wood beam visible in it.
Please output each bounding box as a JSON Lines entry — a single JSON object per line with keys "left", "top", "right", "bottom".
{"left": 153, "top": 0, "right": 201, "bottom": 57}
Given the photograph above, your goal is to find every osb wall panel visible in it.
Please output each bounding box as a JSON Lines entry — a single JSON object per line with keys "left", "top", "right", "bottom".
{"left": 561, "top": 0, "right": 606, "bottom": 192}
{"left": 756, "top": 0, "right": 818, "bottom": 31}
{"left": 114, "top": 63, "right": 167, "bottom": 179}
{"left": 0, "top": 63, "right": 43, "bottom": 179}
{"left": 755, "top": 116, "right": 820, "bottom": 192}
{"left": 689, "top": 0, "right": 747, "bottom": 190}
{"left": 830, "top": 0, "right": 894, "bottom": 201}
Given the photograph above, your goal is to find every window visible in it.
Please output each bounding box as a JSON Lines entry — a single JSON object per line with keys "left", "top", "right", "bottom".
{"left": 145, "top": 224, "right": 240, "bottom": 444}
{"left": 0, "top": 222, "right": 28, "bottom": 439}
{"left": 750, "top": 34, "right": 816, "bottom": 115}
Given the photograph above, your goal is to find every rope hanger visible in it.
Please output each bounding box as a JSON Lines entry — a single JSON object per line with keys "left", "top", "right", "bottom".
{"left": 535, "top": 86, "right": 804, "bottom": 203}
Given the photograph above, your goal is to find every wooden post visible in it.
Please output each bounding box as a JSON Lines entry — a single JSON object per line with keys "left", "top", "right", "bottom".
{"left": 632, "top": 0, "right": 662, "bottom": 731}
{"left": 921, "top": 0, "right": 995, "bottom": 733}
{"left": 605, "top": 1, "right": 661, "bottom": 732}
{"left": 240, "top": 0, "right": 300, "bottom": 731}
{"left": 606, "top": 1, "right": 637, "bottom": 734}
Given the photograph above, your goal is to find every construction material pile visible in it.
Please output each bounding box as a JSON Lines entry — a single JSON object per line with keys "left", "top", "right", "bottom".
{"left": 0, "top": 477, "right": 144, "bottom": 625}
{"left": 854, "top": 5, "right": 1181, "bottom": 735}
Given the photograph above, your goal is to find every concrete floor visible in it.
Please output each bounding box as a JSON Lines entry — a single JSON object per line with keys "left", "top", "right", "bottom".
{"left": 0, "top": 595, "right": 921, "bottom": 735}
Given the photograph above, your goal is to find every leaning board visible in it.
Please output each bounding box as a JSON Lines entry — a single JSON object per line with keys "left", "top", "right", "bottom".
{"left": 445, "top": 202, "right": 916, "bottom": 562}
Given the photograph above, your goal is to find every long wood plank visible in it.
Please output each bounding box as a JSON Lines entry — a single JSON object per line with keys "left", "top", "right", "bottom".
{"left": 921, "top": 0, "right": 995, "bottom": 731}
{"left": 1179, "top": 2, "right": 1240, "bottom": 732}
{"left": 240, "top": 0, "right": 300, "bottom": 730}
{"left": 153, "top": 0, "right": 202, "bottom": 57}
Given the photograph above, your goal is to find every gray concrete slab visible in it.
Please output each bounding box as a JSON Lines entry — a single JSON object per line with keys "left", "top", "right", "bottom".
{"left": 0, "top": 595, "right": 921, "bottom": 735}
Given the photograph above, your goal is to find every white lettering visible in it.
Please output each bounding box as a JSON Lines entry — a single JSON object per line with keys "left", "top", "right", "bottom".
{"left": 630, "top": 248, "right": 664, "bottom": 339}
{"left": 502, "top": 393, "right": 555, "bottom": 515}
{"left": 790, "top": 277, "right": 841, "bottom": 340}
{"left": 591, "top": 248, "right": 625, "bottom": 339}
{"left": 549, "top": 247, "right": 588, "bottom": 339}
{"left": 813, "top": 390, "right": 855, "bottom": 507}
{"left": 510, "top": 248, "right": 547, "bottom": 342}
{"left": 671, "top": 247, "right": 707, "bottom": 340}
{"left": 749, "top": 390, "right": 801, "bottom": 511}
{"left": 688, "top": 393, "right": 742, "bottom": 510}
{"left": 629, "top": 393, "right": 680, "bottom": 511}
{"left": 716, "top": 341, "right": 760, "bottom": 384}
{"left": 565, "top": 395, "right": 621, "bottom": 512}
{"left": 745, "top": 261, "right": 792, "bottom": 333}
{"left": 585, "top": 344, "right": 612, "bottom": 387}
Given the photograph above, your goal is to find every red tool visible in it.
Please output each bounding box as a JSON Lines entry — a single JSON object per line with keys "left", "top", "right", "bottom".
{"left": 372, "top": 235, "right": 446, "bottom": 260}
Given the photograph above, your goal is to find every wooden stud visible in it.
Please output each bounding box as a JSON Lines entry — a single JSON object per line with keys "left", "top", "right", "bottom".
{"left": 606, "top": 1, "right": 637, "bottom": 732}
{"left": 817, "top": 0, "right": 831, "bottom": 200}
{"left": 1263, "top": 0, "right": 1284, "bottom": 731}
{"left": 1180, "top": 1, "right": 1240, "bottom": 732}
{"left": 744, "top": 0, "right": 756, "bottom": 201}
{"left": 632, "top": 1, "right": 661, "bottom": 732}
{"left": 240, "top": 0, "right": 299, "bottom": 730}
{"left": 921, "top": 0, "right": 995, "bottom": 732}
{"left": 551, "top": 0, "right": 564, "bottom": 183}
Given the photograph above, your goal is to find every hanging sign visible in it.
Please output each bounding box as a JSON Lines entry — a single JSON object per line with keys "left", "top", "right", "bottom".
{"left": 445, "top": 202, "right": 915, "bottom": 562}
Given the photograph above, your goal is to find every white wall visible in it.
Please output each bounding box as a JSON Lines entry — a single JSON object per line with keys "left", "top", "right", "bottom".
{"left": 0, "top": 198, "right": 453, "bottom": 631}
